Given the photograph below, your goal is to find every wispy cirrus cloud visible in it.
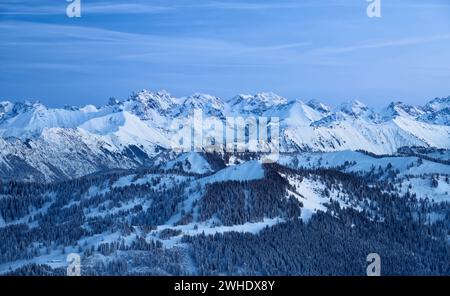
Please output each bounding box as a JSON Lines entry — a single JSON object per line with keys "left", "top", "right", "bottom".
{"left": 0, "top": 21, "right": 313, "bottom": 69}
{"left": 0, "top": 0, "right": 300, "bottom": 16}
{"left": 0, "top": 0, "right": 363, "bottom": 15}
{"left": 314, "top": 34, "right": 450, "bottom": 55}
{"left": 2, "top": 20, "right": 448, "bottom": 70}
{"left": 190, "top": 1, "right": 309, "bottom": 10}
{"left": 0, "top": 1, "right": 174, "bottom": 15}
{"left": 1, "top": 0, "right": 450, "bottom": 106}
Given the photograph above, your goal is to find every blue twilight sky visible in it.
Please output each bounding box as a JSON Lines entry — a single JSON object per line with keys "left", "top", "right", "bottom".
{"left": 0, "top": 0, "right": 450, "bottom": 108}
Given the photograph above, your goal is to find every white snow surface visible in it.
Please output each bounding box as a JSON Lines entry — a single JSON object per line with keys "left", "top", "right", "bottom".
{"left": 163, "top": 152, "right": 213, "bottom": 174}
{"left": 202, "top": 160, "right": 264, "bottom": 184}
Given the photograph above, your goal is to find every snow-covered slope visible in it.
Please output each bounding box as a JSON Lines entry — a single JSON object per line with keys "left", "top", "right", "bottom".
{"left": 0, "top": 102, "right": 112, "bottom": 139}
{"left": 278, "top": 150, "right": 450, "bottom": 178}
{"left": 0, "top": 156, "right": 448, "bottom": 275}
{"left": 202, "top": 160, "right": 264, "bottom": 183}
{"left": 162, "top": 152, "right": 214, "bottom": 174}
{"left": 79, "top": 111, "right": 170, "bottom": 149}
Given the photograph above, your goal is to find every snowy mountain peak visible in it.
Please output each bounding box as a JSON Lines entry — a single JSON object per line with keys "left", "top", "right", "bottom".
{"left": 306, "top": 99, "right": 331, "bottom": 114}
{"left": 253, "top": 92, "right": 288, "bottom": 105}
{"left": 0, "top": 101, "right": 14, "bottom": 120}
{"left": 231, "top": 92, "right": 287, "bottom": 105}
{"left": 383, "top": 101, "right": 425, "bottom": 119}
{"left": 186, "top": 93, "right": 223, "bottom": 109}
{"left": 122, "top": 89, "right": 175, "bottom": 120}
{"left": 336, "top": 100, "right": 369, "bottom": 117}
{"left": 0, "top": 100, "right": 47, "bottom": 122}
{"left": 128, "top": 89, "right": 174, "bottom": 111}
{"left": 177, "top": 93, "right": 224, "bottom": 117}
{"left": 63, "top": 105, "right": 80, "bottom": 111}
{"left": 228, "top": 92, "right": 288, "bottom": 115}
{"left": 0, "top": 100, "right": 14, "bottom": 109}
{"left": 424, "top": 96, "right": 450, "bottom": 113}
{"left": 419, "top": 98, "right": 450, "bottom": 125}
{"left": 108, "top": 97, "right": 120, "bottom": 106}
{"left": 283, "top": 100, "right": 327, "bottom": 127}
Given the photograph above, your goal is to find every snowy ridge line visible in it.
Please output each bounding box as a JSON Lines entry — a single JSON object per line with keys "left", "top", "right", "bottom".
{"left": 1, "top": 90, "right": 450, "bottom": 181}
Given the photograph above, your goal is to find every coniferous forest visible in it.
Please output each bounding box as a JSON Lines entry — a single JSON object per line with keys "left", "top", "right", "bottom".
{"left": 0, "top": 154, "right": 449, "bottom": 275}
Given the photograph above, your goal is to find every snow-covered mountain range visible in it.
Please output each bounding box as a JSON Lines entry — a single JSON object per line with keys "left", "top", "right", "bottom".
{"left": 1, "top": 90, "right": 450, "bottom": 181}
{"left": 1, "top": 91, "right": 450, "bottom": 275}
